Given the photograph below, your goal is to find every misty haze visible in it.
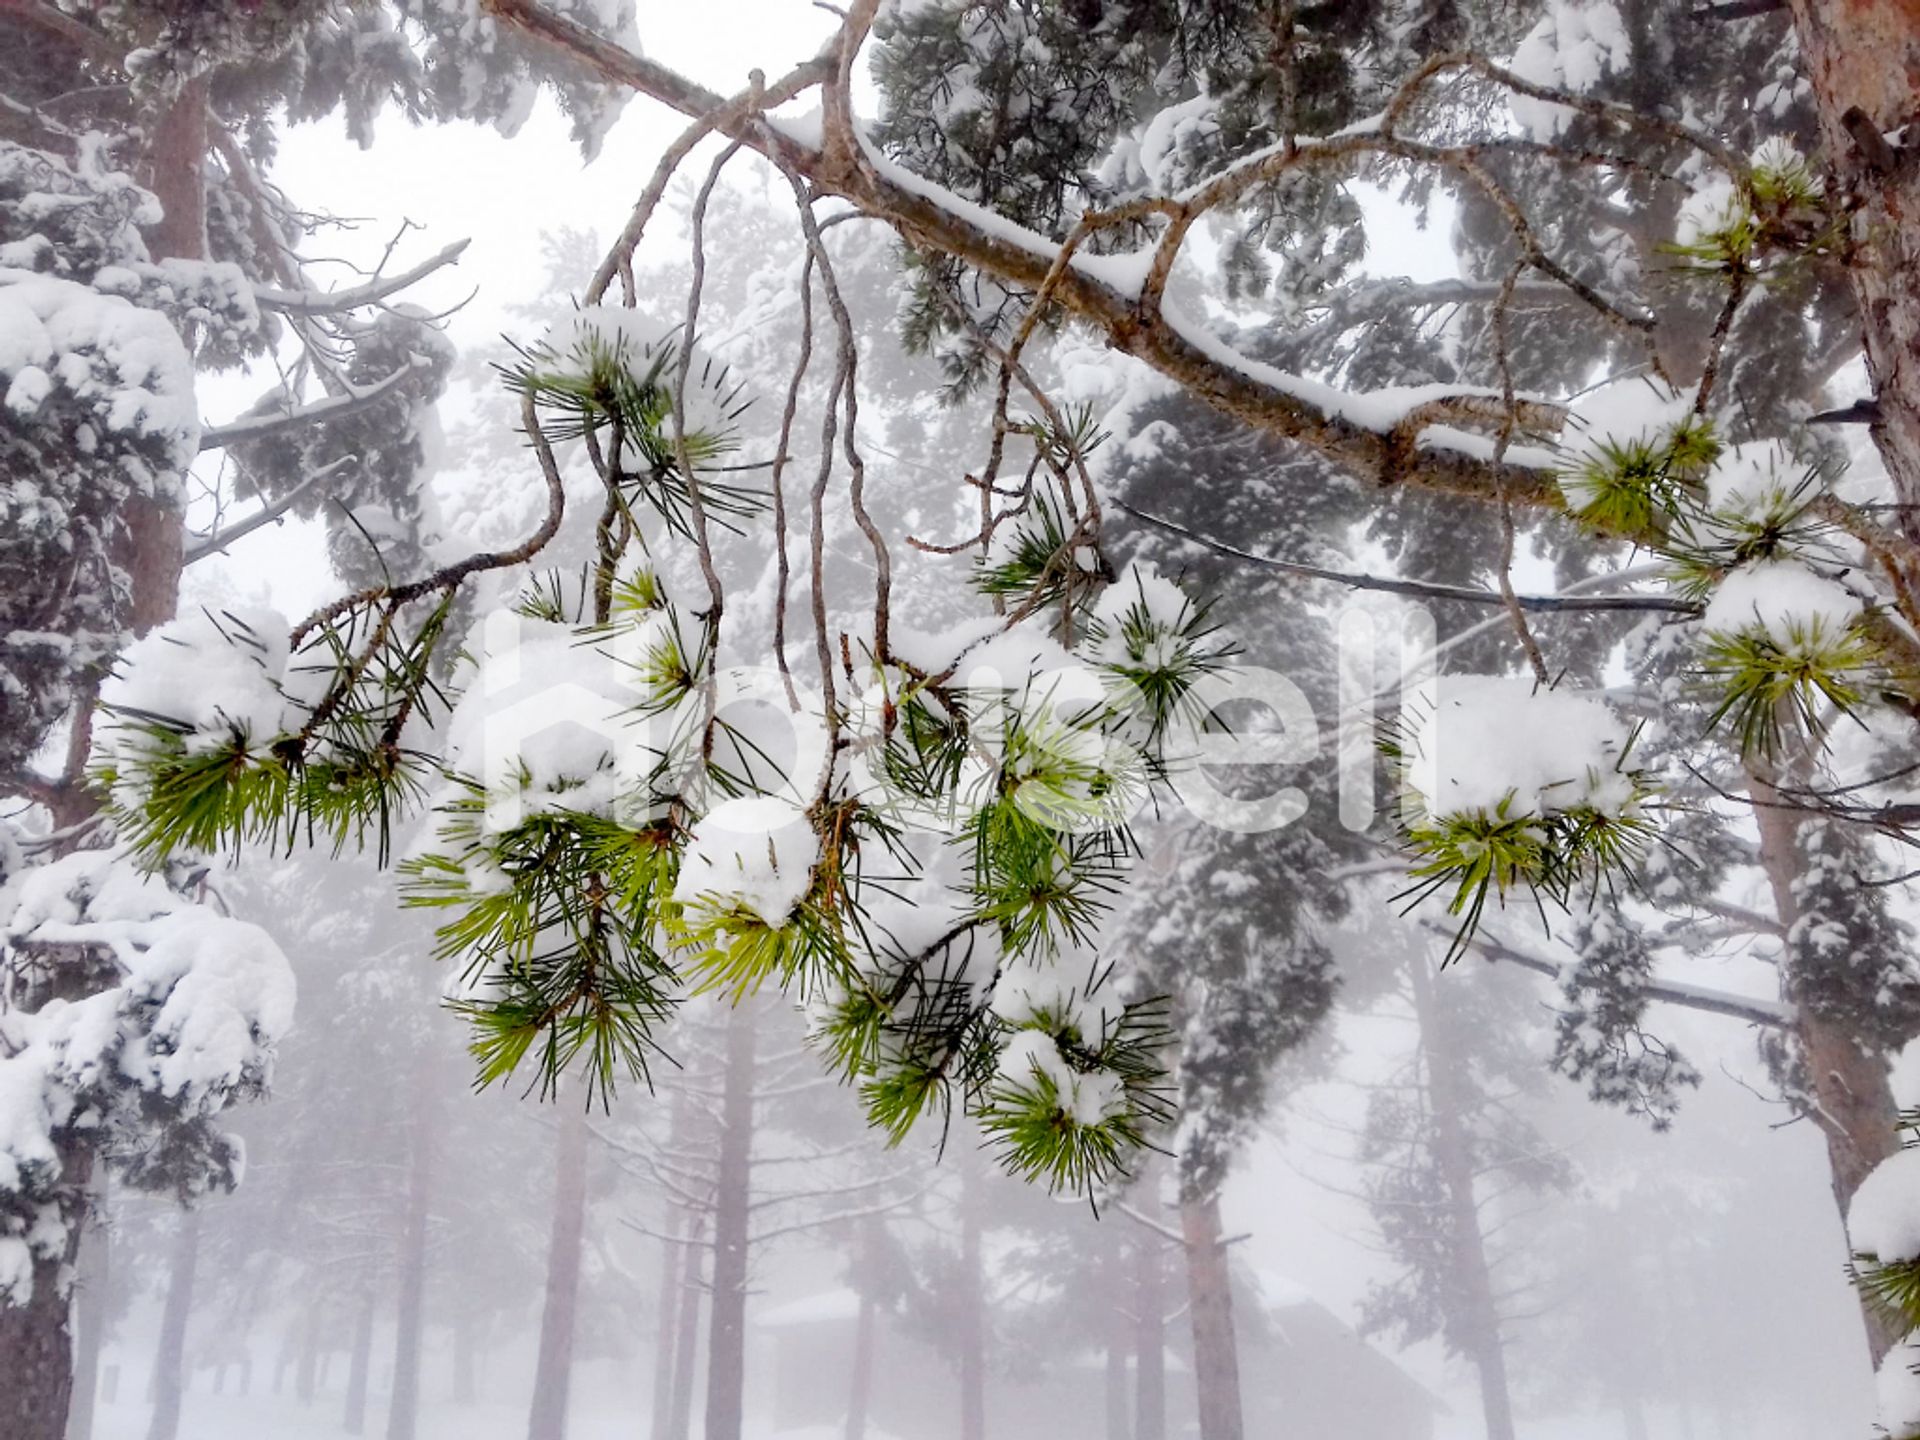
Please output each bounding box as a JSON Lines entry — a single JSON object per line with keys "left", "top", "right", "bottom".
{"left": 3, "top": 3, "right": 1920, "bottom": 1440}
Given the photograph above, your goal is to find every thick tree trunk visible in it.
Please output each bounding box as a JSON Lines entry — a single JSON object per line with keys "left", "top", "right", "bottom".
{"left": 528, "top": 1103, "right": 591, "bottom": 1440}
{"left": 0, "top": 1157, "right": 89, "bottom": 1440}
{"left": 66, "top": 1183, "right": 110, "bottom": 1440}
{"left": 344, "top": 1284, "right": 377, "bottom": 1436}
{"left": 386, "top": 1103, "right": 434, "bottom": 1440}
{"left": 1787, "top": 0, "right": 1920, "bottom": 541}
{"left": 1408, "top": 952, "right": 1518, "bottom": 1440}
{"left": 958, "top": 1144, "right": 987, "bottom": 1440}
{"left": 668, "top": 1212, "right": 707, "bottom": 1440}
{"left": 704, "top": 1002, "right": 758, "bottom": 1440}
{"left": 1181, "top": 1190, "right": 1243, "bottom": 1440}
{"left": 145, "top": 1208, "right": 201, "bottom": 1440}
{"left": 1748, "top": 759, "right": 1902, "bottom": 1363}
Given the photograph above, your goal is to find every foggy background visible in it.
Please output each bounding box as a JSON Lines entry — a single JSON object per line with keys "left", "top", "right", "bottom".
{"left": 79, "top": 6, "right": 1873, "bottom": 1438}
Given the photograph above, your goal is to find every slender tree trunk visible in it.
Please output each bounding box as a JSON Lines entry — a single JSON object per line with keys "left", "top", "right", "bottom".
{"left": 528, "top": 1103, "right": 592, "bottom": 1440}
{"left": 846, "top": 1217, "right": 880, "bottom": 1440}
{"left": 145, "top": 1208, "right": 201, "bottom": 1440}
{"left": 650, "top": 1211, "right": 684, "bottom": 1440}
{"left": 387, "top": 1102, "right": 434, "bottom": 1440}
{"left": 1787, "top": 0, "right": 1920, "bottom": 540}
{"left": 344, "top": 1285, "right": 377, "bottom": 1436}
{"left": 1408, "top": 952, "right": 1518, "bottom": 1440}
{"left": 1132, "top": 1198, "right": 1166, "bottom": 1440}
{"left": 452, "top": 1308, "right": 477, "bottom": 1405}
{"left": 1748, "top": 758, "right": 1902, "bottom": 1363}
{"left": 650, "top": 1086, "right": 695, "bottom": 1440}
{"left": 67, "top": 1182, "right": 110, "bottom": 1440}
{"left": 958, "top": 1143, "right": 987, "bottom": 1440}
{"left": 1181, "top": 1190, "right": 1242, "bottom": 1440}
{"left": 668, "top": 1213, "right": 707, "bottom": 1440}
{"left": 704, "top": 1002, "right": 758, "bottom": 1440}
{"left": 295, "top": 1308, "right": 321, "bottom": 1405}
{"left": 1105, "top": 1305, "right": 1132, "bottom": 1440}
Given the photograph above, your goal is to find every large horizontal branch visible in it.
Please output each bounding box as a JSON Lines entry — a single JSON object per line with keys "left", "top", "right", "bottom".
{"left": 1443, "top": 922, "right": 1794, "bottom": 1029}
{"left": 252, "top": 240, "right": 470, "bottom": 317}
{"left": 482, "top": 0, "right": 1581, "bottom": 515}
{"left": 184, "top": 456, "right": 350, "bottom": 565}
{"left": 1115, "top": 499, "right": 1699, "bottom": 613}
{"left": 198, "top": 356, "right": 429, "bottom": 452}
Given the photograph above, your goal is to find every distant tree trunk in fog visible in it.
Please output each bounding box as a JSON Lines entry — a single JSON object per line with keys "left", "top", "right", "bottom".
{"left": 1132, "top": 1227, "right": 1165, "bottom": 1440}
{"left": 67, "top": 1187, "right": 110, "bottom": 1440}
{"left": 145, "top": 1208, "right": 201, "bottom": 1440}
{"left": 651, "top": 1087, "right": 695, "bottom": 1440}
{"left": 650, "top": 1215, "right": 681, "bottom": 1438}
{"left": 846, "top": 1218, "right": 880, "bottom": 1440}
{"left": 1129, "top": 1162, "right": 1166, "bottom": 1440}
{"left": 958, "top": 1143, "right": 986, "bottom": 1440}
{"left": 1104, "top": 1310, "right": 1130, "bottom": 1440}
{"left": 1181, "top": 1191, "right": 1241, "bottom": 1440}
{"left": 295, "top": 1308, "right": 321, "bottom": 1404}
{"left": 668, "top": 1212, "right": 708, "bottom": 1440}
{"left": 704, "top": 1001, "right": 759, "bottom": 1440}
{"left": 452, "top": 1308, "right": 477, "bottom": 1405}
{"left": 1617, "top": 1389, "right": 1650, "bottom": 1440}
{"left": 386, "top": 1099, "right": 435, "bottom": 1440}
{"left": 528, "top": 1103, "right": 592, "bottom": 1440}
{"left": 344, "top": 1285, "right": 377, "bottom": 1436}
{"left": 1407, "top": 953, "right": 1517, "bottom": 1440}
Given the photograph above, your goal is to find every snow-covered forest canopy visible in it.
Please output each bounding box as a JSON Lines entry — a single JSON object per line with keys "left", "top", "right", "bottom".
{"left": 7, "top": 0, "right": 1920, "bottom": 1438}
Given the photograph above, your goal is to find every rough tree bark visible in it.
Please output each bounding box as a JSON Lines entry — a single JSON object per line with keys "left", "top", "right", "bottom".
{"left": 386, "top": 1098, "right": 435, "bottom": 1440}
{"left": 528, "top": 1102, "right": 591, "bottom": 1440}
{"left": 144, "top": 1208, "right": 201, "bottom": 1440}
{"left": 704, "top": 1001, "right": 759, "bottom": 1440}
{"left": 1787, "top": 0, "right": 1920, "bottom": 544}
{"left": 1181, "top": 1190, "right": 1243, "bottom": 1440}
{"left": 1407, "top": 951, "right": 1518, "bottom": 1440}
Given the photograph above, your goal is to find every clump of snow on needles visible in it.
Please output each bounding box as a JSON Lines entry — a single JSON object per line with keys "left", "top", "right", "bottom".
{"left": 1408, "top": 677, "right": 1636, "bottom": 820}
{"left": 1705, "top": 440, "right": 1799, "bottom": 520}
{"left": 100, "top": 605, "right": 300, "bottom": 753}
{"left": 674, "top": 798, "right": 820, "bottom": 928}
{"left": 1879, "top": 1333, "right": 1920, "bottom": 1440}
{"left": 1701, "top": 560, "right": 1862, "bottom": 648}
{"left": 1507, "top": 1, "right": 1631, "bottom": 138}
{"left": 1558, "top": 376, "right": 1692, "bottom": 473}
{"left": 997, "top": 1028, "right": 1124, "bottom": 1128}
{"left": 1850, "top": 1149, "right": 1920, "bottom": 1266}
